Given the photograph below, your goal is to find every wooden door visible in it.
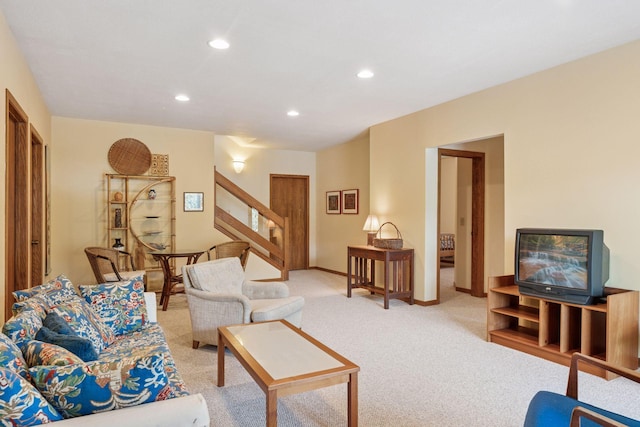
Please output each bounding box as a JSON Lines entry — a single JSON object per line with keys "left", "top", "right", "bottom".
{"left": 5, "top": 91, "right": 30, "bottom": 320}
{"left": 31, "top": 127, "right": 44, "bottom": 287}
{"left": 270, "top": 175, "right": 309, "bottom": 270}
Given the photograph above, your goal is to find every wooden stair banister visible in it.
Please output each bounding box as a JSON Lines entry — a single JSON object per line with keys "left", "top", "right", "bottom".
{"left": 214, "top": 168, "right": 289, "bottom": 280}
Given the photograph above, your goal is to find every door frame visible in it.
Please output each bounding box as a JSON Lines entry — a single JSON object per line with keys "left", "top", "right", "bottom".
{"left": 5, "top": 90, "right": 30, "bottom": 320}
{"left": 31, "top": 125, "right": 45, "bottom": 287}
{"left": 438, "top": 148, "right": 485, "bottom": 298}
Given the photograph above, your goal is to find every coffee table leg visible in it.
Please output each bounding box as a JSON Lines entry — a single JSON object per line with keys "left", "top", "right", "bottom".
{"left": 217, "top": 331, "right": 225, "bottom": 387}
{"left": 348, "top": 372, "right": 358, "bottom": 426}
{"left": 266, "top": 390, "right": 277, "bottom": 427}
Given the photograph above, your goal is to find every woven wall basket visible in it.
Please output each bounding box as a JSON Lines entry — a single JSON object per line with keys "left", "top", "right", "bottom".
{"left": 108, "top": 138, "right": 152, "bottom": 175}
{"left": 373, "top": 222, "right": 403, "bottom": 249}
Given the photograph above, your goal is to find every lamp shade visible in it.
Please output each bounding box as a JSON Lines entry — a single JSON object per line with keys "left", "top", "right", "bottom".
{"left": 232, "top": 160, "right": 245, "bottom": 173}
{"left": 362, "top": 214, "right": 380, "bottom": 232}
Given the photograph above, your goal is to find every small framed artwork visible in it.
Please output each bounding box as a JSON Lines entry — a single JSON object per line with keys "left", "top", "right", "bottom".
{"left": 184, "top": 192, "right": 204, "bottom": 212}
{"left": 342, "top": 189, "right": 359, "bottom": 214}
{"left": 326, "top": 190, "right": 341, "bottom": 214}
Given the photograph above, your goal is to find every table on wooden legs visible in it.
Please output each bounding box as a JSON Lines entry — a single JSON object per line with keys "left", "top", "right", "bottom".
{"left": 150, "top": 248, "right": 204, "bottom": 311}
{"left": 347, "top": 245, "right": 414, "bottom": 309}
{"left": 217, "top": 320, "right": 360, "bottom": 426}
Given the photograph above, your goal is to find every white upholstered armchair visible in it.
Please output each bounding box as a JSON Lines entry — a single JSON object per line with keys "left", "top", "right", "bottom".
{"left": 182, "top": 257, "right": 304, "bottom": 348}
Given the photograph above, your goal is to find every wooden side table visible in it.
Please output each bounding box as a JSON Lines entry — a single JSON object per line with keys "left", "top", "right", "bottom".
{"left": 347, "top": 245, "right": 414, "bottom": 309}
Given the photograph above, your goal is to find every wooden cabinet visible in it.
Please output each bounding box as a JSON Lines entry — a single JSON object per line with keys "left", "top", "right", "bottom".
{"left": 487, "top": 275, "right": 638, "bottom": 379}
{"left": 106, "top": 174, "right": 176, "bottom": 282}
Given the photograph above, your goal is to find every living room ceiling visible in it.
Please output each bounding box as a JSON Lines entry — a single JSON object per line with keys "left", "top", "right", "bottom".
{"left": 2, "top": 1, "right": 640, "bottom": 151}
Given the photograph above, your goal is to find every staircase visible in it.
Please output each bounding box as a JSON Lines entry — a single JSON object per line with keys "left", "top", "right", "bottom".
{"left": 214, "top": 169, "right": 290, "bottom": 280}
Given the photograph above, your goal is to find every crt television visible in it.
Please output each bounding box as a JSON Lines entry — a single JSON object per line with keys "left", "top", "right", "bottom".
{"left": 514, "top": 228, "right": 609, "bottom": 305}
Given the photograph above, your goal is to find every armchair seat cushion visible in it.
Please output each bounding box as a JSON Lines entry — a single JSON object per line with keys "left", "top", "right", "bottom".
{"left": 524, "top": 391, "right": 640, "bottom": 427}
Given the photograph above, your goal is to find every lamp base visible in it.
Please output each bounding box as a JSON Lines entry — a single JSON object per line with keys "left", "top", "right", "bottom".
{"left": 367, "top": 232, "right": 376, "bottom": 246}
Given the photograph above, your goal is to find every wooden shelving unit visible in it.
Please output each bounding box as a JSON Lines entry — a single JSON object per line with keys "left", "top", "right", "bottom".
{"left": 106, "top": 174, "right": 176, "bottom": 290}
{"left": 487, "top": 275, "right": 638, "bottom": 380}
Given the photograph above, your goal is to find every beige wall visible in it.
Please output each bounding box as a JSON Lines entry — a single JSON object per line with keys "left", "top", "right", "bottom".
{"left": 51, "top": 117, "right": 216, "bottom": 285}
{"left": 439, "top": 157, "right": 457, "bottom": 235}
{"left": 371, "top": 39, "right": 640, "bottom": 303}
{"left": 1, "top": 12, "right": 52, "bottom": 321}
{"left": 316, "top": 135, "right": 370, "bottom": 273}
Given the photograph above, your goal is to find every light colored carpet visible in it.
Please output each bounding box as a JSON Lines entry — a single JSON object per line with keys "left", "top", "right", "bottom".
{"left": 157, "top": 267, "right": 640, "bottom": 426}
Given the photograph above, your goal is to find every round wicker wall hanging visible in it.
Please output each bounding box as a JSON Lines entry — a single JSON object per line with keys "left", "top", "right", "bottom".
{"left": 108, "top": 138, "right": 152, "bottom": 175}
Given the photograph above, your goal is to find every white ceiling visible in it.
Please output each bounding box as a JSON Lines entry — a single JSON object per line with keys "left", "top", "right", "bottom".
{"left": 2, "top": 1, "right": 640, "bottom": 151}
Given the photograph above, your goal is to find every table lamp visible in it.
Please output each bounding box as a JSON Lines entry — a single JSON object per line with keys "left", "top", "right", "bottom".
{"left": 362, "top": 214, "right": 380, "bottom": 246}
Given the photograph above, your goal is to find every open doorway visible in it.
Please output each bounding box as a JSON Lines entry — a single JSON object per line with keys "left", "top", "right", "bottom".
{"left": 435, "top": 136, "right": 505, "bottom": 304}
{"left": 438, "top": 149, "right": 485, "bottom": 300}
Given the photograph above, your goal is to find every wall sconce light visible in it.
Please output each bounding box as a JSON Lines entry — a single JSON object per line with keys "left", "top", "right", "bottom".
{"left": 232, "top": 160, "right": 245, "bottom": 173}
{"left": 362, "top": 214, "right": 380, "bottom": 246}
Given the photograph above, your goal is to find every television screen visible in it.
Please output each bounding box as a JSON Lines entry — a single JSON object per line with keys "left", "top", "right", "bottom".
{"left": 517, "top": 234, "right": 588, "bottom": 290}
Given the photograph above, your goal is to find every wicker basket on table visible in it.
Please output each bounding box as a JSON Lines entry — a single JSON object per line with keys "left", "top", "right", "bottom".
{"left": 372, "top": 222, "right": 403, "bottom": 249}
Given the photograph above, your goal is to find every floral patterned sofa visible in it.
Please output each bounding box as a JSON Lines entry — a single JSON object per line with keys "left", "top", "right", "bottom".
{"left": 0, "top": 275, "right": 209, "bottom": 426}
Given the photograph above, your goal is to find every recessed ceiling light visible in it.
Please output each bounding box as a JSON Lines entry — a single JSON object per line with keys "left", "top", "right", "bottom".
{"left": 175, "top": 94, "right": 190, "bottom": 102}
{"left": 357, "top": 69, "right": 374, "bottom": 79}
{"left": 287, "top": 110, "right": 300, "bottom": 117}
{"left": 208, "top": 39, "right": 230, "bottom": 50}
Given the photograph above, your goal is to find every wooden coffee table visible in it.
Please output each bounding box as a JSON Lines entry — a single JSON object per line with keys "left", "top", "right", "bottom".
{"left": 217, "top": 320, "right": 360, "bottom": 426}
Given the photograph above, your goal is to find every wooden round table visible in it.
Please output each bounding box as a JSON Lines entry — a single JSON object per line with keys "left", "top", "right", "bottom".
{"left": 150, "top": 249, "right": 205, "bottom": 311}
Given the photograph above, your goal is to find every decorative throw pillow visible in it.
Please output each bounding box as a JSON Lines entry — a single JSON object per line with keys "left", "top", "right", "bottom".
{"left": 11, "top": 293, "right": 49, "bottom": 318}
{"left": 0, "top": 367, "right": 63, "bottom": 424}
{"left": 49, "top": 298, "right": 115, "bottom": 354}
{"left": 0, "top": 333, "right": 29, "bottom": 380}
{"left": 1, "top": 309, "right": 44, "bottom": 348}
{"left": 35, "top": 326, "right": 98, "bottom": 362}
{"left": 42, "top": 311, "right": 74, "bottom": 335}
{"left": 30, "top": 353, "right": 171, "bottom": 418}
{"left": 13, "top": 274, "right": 78, "bottom": 307}
{"left": 21, "top": 340, "right": 84, "bottom": 367}
{"left": 79, "top": 278, "right": 148, "bottom": 336}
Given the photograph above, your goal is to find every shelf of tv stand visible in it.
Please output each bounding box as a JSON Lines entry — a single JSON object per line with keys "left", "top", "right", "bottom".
{"left": 487, "top": 275, "right": 638, "bottom": 380}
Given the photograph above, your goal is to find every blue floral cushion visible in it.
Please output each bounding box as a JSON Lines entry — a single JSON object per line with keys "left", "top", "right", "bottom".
{"left": 50, "top": 298, "right": 115, "bottom": 354}
{"left": 79, "top": 278, "right": 148, "bottom": 336}
{"left": 21, "top": 340, "right": 84, "bottom": 367}
{"left": 0, "top": 333, "right": 29, "bottom": 380}
{"left": 13, "top": 274, "right": 78, "bottom": 307}
{"left": 29, "top": 353, "right": 171, "bottom": 418}
{"left": 1, "top": 309, "right": 43, "bottom": 348}
{"left": 0, "top": 367, "right": 63, "bottom": 424}
{"left": 11, "top": 293, "right": 49, "bottom": 318}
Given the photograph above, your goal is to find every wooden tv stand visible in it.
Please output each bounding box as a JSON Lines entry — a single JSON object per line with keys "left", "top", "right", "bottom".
{"left": 487, "top": 275, "right": 638, "bottom": 379}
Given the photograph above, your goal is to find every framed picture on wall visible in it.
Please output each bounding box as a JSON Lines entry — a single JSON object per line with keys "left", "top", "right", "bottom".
{"left": 342, "top": 189, "right": 359, "bottom": 214}
{"left": 326, "top": 190, "right": 341, "bottom": 214}
{"left": 184, "top": 192, "right": 204, "bottom": 212}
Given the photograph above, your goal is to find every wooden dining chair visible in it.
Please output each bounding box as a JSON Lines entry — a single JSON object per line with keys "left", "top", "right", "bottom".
{"left": 207, "top": 240, "right": 251, "bottom": 269}
{"left": 84, "top": 246, "right": 146, "bottom": 284}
